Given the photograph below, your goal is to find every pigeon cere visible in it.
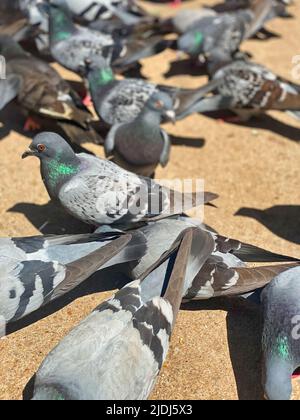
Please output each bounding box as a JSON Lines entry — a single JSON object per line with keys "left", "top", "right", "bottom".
{"left": 0, "top": 0, "right": 300, "bottom": 402}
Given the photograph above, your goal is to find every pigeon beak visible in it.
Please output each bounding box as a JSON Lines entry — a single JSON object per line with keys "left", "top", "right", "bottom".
{"left": 164, "top": 110, "right": 176, "bottom": 124}
{"left": 22, "top": 149, "right": 36, "bottom": 159}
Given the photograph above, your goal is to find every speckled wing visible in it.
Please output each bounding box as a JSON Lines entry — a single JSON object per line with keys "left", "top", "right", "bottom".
{"left": 51, "top": 27, "right": 114, "bottom": 73}
{"left": 98, "top": 79, "right": 158, "bottom": 125}
{"left": 214, "top": 61, "right": 300, "bottom": 111}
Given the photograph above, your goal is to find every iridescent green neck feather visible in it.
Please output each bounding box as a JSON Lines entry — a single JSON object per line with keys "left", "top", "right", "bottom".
{"left": 50, "top": 6, "right": 74, "bottom": 42}
{"left": 276, "top": 336, "right": 291, "bottom": 361}
{"left": 90, "top": 68, "right": 115, "bottom": 88}
{"left": 46, "top": 158, "right": 79, "bottom": 190}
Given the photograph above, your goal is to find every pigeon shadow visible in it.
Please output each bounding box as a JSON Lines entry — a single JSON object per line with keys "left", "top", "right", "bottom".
{"left": 164, "top": 58, "right": 208, "bottom": 78}
{"left": 7, "top": 266, "right": 131, "bottom": 338}
{"left": 204, "top": 112, "right": 300, "bottom": 143}
{"left": 171, "top": 135, "right": 205, "bottom": 148}
{"left": 182, "top": 297, "right": 264, "bottom": 400}
{"left": 236, "top": 205, "right": 300, "bottom": 245}
{"left": 8, "top": 201, "right": 92, "bottom": 235}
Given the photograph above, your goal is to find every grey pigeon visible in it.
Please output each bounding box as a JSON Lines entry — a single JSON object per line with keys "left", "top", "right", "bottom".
{"left": 86, "top": 57, "right": 221, "bottom": 125}
{"left": 0, "top": 35, "right": 102, "bottom": 145}
{"left": 183, "top": 58, "right": 300, "bottom": 122}
{"left": 45, "top": 0, "right": 170, "bottom": 74}
{"left": 0, "top": 231, "right": 146, "bottom": 335}
{"left": 31, "top": 227, "right": 206, "bottom": 400}
{"left": 22, "top": 132, "right": 218, "bottom": 228}
{"left": 176, "top": 0, "right": 273, "bottom": 60}
{"left": 127, "top": 217, "right": 299, "bottom": 300}
{"left": 104, "top": 92, "right": 175, "bottom": 177}
{"left": 261, "top": 266, "right": 300, "bottom": 400}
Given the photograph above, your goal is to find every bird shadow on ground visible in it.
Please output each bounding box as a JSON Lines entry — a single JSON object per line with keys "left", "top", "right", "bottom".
{"left": 235, "top": 205, "right": 300, "bottom": 245}
{"left": 8, "top": 201, "right": 92, "bottom": 235}
{"left": 182, "top": 297, "right": 264, "bottom": 400}
{"left": 203, "top": 112, "right": 300, "bottom": 143}
{"left": 7, "top": 266, "right": 131, "bottom": 341}
{"left": 171, "top": 135, "right": 205, "bottom": 148}
{"left": 164, "top": 58, "right": 208, "bottom": 78}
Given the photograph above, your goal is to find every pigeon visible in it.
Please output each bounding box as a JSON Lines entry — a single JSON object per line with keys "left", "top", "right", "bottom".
{"left": 104, "top": 92, "right": 175, "bottom": 177}
{"left": 0, "top": 231, "right": 146, "bottom": 336}
{"left": 176, "top": 0, "right": 273, "bottom": 60}
{"left": 86, "top": 57, "right": 221, "bottom": 125}
{"left": 31, "top": 227, "right": 206, "bottom": 400}
{"left": 126, "top": 217, "right": 299, "bottom": 300}
{"left": 0, "top": 35, "right": 102, "bottom": 144}
{"left": 261, "top": 266, "right": 300, "bottom": 400}
{"left": 45, "top": 0, "right": 170, "bottom": 74}
{"left": 22, "top": 132, "right": 218, "bottom": 228}
{"left": 182, "top": 58, "right": 300, "bottom": 122}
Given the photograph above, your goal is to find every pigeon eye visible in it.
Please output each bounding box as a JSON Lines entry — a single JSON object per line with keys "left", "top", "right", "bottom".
{"left": 155, "top": 100, "right": 164, "bottom": 109}
{"left": 37, "top": 144, "right": 46, "bottom": 152}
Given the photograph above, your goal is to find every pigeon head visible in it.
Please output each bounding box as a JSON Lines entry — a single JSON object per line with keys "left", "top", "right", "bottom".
{"left": 22, "top": 132, "right": 78, "bottom": 163}
{"left": 145, "top": 92, "right": 176, "bottom": 123}
{"left": 177, "top": 30, "right": 204, "bottom": 56}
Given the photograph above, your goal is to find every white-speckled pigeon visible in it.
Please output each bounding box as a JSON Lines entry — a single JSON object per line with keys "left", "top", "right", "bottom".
{"left": 104, "top": 92, "right": 175, "bottom": 177}
{"left": 31, "top": 227, "right": 206, "bottom": 400}
{"left": 182, "top": 58, "right": 300, "bottom": 121}
{"left": 22, "top": 132, "right": 218, "bottom": 228}
{"left": 86, "top": 58, "right": 221, "bottom": 125}
{"left": 0, "top": 231, "right": 146, "bottom": 335}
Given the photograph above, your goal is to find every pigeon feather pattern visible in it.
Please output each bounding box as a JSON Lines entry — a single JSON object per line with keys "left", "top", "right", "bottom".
{"left": 22, "top": 133, "right": 218, "bottom": 227}
{"left": 0, "top": 231, "right": 147, "bottom": 333}
{"left": 32, "top": 227, "right": 205, "bottom": 400}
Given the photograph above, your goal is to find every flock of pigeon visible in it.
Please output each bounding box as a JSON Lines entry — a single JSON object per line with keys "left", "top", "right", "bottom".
{"left": 0, "top": 0, "right": 299, "bottom": 401}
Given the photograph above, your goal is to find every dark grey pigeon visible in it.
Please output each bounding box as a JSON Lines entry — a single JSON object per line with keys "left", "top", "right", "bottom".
{"left": 0, "top": 231, "right": 146, "bottom": 336}
{"left": 261, "top": 266, "right": 300, "bottom": 400}
{"left": 22, "top": 132, "right": 218, "bottom": 228}
{"left": 127, "top": 217, "right": 299, "bottom": 300}
{"left": 182, "top": 58, "right": 300, "bottom": 122}
{"left": 86, "top": 58, "right": 221, "bottom": 125}
{"left": 31, "top": 227, "right": 207, "bottom": 400}
{"left": 104, "top": 92, "right": 175, "bottom": 177}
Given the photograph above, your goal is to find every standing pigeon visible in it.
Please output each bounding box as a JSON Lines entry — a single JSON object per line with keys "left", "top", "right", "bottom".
{"left": 104, "top": 92, "right": 175, "bottom": 177}
{"left": 0, "top": 35, "right": 102, "bottom": 144}
{"left": 0, "top": 231, "right": 146, "bottom": 335}
{"left": 31, "top": 227, "right": 207, "bottom": 400}
{"left": 22, "top": 132, "right": 218, "bottom": 228}
{"left": 181, "top": 58, "right": 300, "bottom": 122}
{"left": 86, "top": 58, "right": 221, "bottom": 125}
{"left": 261, "top": 266, "right": 300, "bottom": 400}
{"left": 176, "top": 0, "right": 273, "bottom": 60}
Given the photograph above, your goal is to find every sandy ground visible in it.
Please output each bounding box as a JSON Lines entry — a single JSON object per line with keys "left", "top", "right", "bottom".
{"left": 0, "top": 0, "right": 300, "bottom": 400}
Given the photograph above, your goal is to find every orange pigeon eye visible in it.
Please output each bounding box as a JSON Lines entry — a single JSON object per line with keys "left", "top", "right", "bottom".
{"left": 37, "top": 144, "right": 46, "bottom": 152}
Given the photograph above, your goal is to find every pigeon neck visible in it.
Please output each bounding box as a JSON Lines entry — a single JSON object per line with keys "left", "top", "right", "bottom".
{"left": 41, "top": 154, "right": 80, "bottom": 198}
{"left": 88, "top": 67, "right": 115, "bottom": 90}
{"left": 138, "top": 107, "right": 162, "bottom": 127}
{"left": 49, "top": 5, "right": 75, "bottom": 43}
